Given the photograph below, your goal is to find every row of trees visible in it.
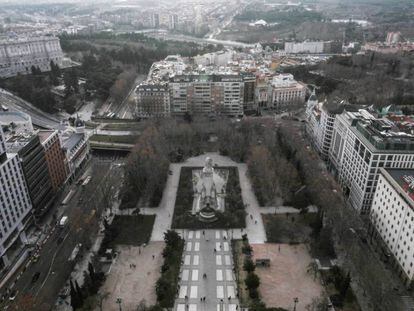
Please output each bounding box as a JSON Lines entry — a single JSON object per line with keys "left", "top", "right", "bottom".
{"left": 70, "top": 262, "right": 106, "bottom": 310}
{"left": 155, "top": 231, "right": 184, "bottom": 308}
{"left": 217, "top": 119, "right": 302, "bottom": 206}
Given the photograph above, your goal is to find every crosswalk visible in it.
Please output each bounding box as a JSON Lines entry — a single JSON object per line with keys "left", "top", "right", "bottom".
{"left": 175, "top": 230, "right": 240, "bottom": 311}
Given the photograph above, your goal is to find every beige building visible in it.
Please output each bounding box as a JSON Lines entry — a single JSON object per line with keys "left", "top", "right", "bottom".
{"left": 268, "top": 74, "right": 306, "bottom": 109}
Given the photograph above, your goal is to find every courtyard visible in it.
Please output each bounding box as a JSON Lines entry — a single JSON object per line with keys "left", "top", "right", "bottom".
{"left": 251, "top": 243, "right": 324, "bottom": 311}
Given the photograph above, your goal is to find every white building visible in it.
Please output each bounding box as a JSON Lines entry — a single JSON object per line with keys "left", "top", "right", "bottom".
{"left": 371, "top": 168, "right": 414, "bottom": 285}
{"left": 194, "top": 50, "right": 234, "bottom": 67}
{"left": 329, "top": 110, "right": 414, "bottom": 214}
{"left": 306, "top": 94, "right": 351, "bottom": 160}
{"left": 0, "top": 127, "right": 32, "bottom": 271}
{"left": 169, "top": 14, "right": 179, "bottom": 30}
{"left": 0, "top": 36, "right": 64, "bottom": 78}
{"left": 285, "top": 41, "right": 326, "bottom": 54}
{"left": 0, "top": 111, "right": 33, "bottom": 135}
{"left": 268, "top": 74, "right": 306, "bottom": 109}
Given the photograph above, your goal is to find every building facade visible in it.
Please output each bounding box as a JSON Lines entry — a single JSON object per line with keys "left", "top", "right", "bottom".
{"left": 371, "top": 168, "right": 414, "bottom": 285}
{"left": 6, "top": 133, "right": 55, "bottom": 217}
{"left": 329, "top": 110, "right": 414, "bottom": 214}
{"left": 38, "top": 130, "right": 69, "bottom": 191}
{"left": 0, "top": 36, "right": 64, "bottom": 78}
{"left": 0, "top": 127, "right": 32, "bottom": 271}
{"left": 136, "top": 85, "right": 171, "bottom": 118}
{"left": 61, "top": 131, "right": 90, "bottom": 179}
{"left": 268, "top": 74, "right": 306, "bottom": 109}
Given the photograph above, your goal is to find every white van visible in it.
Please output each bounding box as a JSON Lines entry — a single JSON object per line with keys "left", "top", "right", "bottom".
{"left": 59, "top": 216, "right": 69, "bottom": 227}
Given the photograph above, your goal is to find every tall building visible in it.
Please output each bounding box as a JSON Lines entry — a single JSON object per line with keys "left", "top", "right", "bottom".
{"left": 371, "top": 168, "right": 414, "bottom": 286}
{"left": 0, "top": 36, "right": 64, "bottom": 78}
{"left": 38, "top": 130, "right": 69, "bottom": 191}
{"left": 6, "top": 132, "right": 54, "bottom": 217}
{"left": 268, "top": 74, "right": 306, "bottom": 110}
{"left": 169, "top": 14, "right": 178, "bottom": 30}
{"left": 329, "top": 110, "right": 414, "bottom": 214}
{"left": 0, "top": 127, "right": 32, "bottom": 271}
{"left": 150, "top": 13, "right": 160, "bottom": 28}
{"left": 305, "top": 95, "right": 352, "bottom": 160}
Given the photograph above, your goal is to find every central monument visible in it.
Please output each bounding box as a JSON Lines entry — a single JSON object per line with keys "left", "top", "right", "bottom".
{"left": 192, "top": 157, "right": 228, "bottom": 222}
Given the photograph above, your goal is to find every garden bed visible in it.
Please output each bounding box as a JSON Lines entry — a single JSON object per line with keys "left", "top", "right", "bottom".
{"left": 172, "top": 166, "right": 246, "bottom": 229}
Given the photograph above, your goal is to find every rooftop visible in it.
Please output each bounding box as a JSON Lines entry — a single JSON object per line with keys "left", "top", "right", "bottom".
{"left": 62, "top": 133, "right": 85, "bottom": 151}
{"left": 0, "top": 111, "right": 31, "bottom": 124}
{"left": 38, "top": 130, "right": 57, "bottom": 144}
{"left": 385, "top": 169, "right": 414, "bottom": 204}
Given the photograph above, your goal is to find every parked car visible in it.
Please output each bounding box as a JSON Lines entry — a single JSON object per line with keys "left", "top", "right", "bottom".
{"left": 31, "top": 272, "right": 40, "bottom": 283}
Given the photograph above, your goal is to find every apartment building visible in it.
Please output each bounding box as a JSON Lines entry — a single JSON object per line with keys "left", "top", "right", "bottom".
{"left": 0, "top": 36, "right": 64, "bottom": 78}
{"left": 284, "top": 41, "right": 341, "bottom": 54}
{"left": 136, "top": 84, "right": 171, "bottom": 118}
{"left": 6, "top": 132, "right": 55, "bottom": 217}
{"left": 169, "top": 74, "right": 245, "bottom": 117}
{"left": 329, "top": 110, "right": 414, "bottom": 214}
{"left": 61, "top": 131, "right": 90, "bottom": 179}
{"left": 371, "top": 168, "right": 414, "bottom": 286}
{"left": 0, "top": 127, "right": 32, "bottom": 271}
{"left": 38, "top": 130, "right": 69, "bottom": 191}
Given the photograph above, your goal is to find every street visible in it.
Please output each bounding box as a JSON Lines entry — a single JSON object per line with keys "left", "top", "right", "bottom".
{"left": 2, "top": 157, "right": 123, "bottom": 310}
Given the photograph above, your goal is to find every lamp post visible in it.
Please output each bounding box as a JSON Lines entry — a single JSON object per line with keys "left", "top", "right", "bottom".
{"left": 116, "top": 298, "right": 122, "bottom": 311}
{"left": 293, "top": 297, "right": 299, "bottom": 311}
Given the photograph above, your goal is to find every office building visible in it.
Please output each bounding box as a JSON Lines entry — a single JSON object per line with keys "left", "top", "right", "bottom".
{"left": 0, "top": 127, "right": 32, "bottom": 271}
{"left": 6, "top": 132, "right": 54, "bottom": 217}
{"left": 371, "top": 168, "right": 414, "bottom": 286}
{"left": 329, "top": 110, "right": 414, "bottom": 214}
{"left": 0, "top": 36, "right": 64, "bottom": 78}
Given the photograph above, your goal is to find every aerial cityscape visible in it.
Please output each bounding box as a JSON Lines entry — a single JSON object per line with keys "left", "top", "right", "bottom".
{"left": 0, "top": 0, "right": 414, "bottom": 310}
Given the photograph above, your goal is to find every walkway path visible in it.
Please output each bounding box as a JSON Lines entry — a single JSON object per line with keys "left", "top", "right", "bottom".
{"left": 175, "top": 229, "right": 240, "bottom": 311}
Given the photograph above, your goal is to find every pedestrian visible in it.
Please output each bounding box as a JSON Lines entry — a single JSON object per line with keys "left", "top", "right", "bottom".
{"left": 228, "top": 296, "right": 231, "bottom": 300}
{"left": 255, "top": 220, "right": 257, "bottom": 224}
{"left": 214, "top": 248, "right": 216, "bottom": 253}
{"left": 185, "top": 295, "right": 188, "bottom": 300}
{"left": 203, "top": 297, "right": 206, "bottom": 301}
{"left": 200, "top": 297, "right": 203, "bottom": 302}
{"left": 278, "top": 245, "right": 281, "bottom": 252}
{"left": 224, "top": 236, "right": 227, "bottom": 240}
{"left": 202, "top": 230, "right": 205, "bottom": 236}
{"left": 152, "top": 255, "right": 155, "bottom": 259}
{"left": 250, "top": 214, "right": 253, "bottom": 220}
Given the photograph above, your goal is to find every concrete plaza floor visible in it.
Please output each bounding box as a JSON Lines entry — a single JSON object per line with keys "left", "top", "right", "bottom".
{"left": 252, "top": 243, "right": 323, "bottom": 311}
{"left": 175, "top": 230, "right": 240, "bottom": 311}
{"left": 100, "top": 242, "right": 165, "bottom": 311}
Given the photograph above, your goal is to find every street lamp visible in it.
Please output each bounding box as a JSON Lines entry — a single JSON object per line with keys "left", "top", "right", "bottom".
{"left": 293, "top": 297, "right": 299, "bottom": 311}
{"left": 116, "top": 298, "right": 122, "bottom": 311}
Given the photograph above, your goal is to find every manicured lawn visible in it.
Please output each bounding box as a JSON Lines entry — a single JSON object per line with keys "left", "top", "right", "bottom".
{"left": 262, "top": 213, "right": 318, "bottom": 243}
{"left": 172, "top": 166, "right": 246, "bottom": 229}
{"left": 102, "top": 122, "right": 143, "bottom": 131}
{"left": 108, "top": 215, "right": 155, "bottom": 246}
{"left": 90, "top": 134, "right": 140, "bottom": 144}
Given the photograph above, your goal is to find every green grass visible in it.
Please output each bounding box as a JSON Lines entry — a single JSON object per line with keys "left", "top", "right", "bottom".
{"left": 172, "top": 166, "right": 246, "bottom": 229}
{"left": 102, "top": 122, "right": 143, "bottom": 131}
{"left": 108, "top": 215, "right": 155, "bottom": 246}
{"left": 262, "top": 213, "right": 318, "bottom": 244}
{"left": 90, "top": 134, "right": 139, "bottom": 144}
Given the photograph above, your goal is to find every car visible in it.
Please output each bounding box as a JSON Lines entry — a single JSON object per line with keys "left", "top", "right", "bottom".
{"left": 31, "top": 272, "right": 40, "bottom": 283}
{"left": 8, "top": 290, "right": 17, "bottom": 301}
